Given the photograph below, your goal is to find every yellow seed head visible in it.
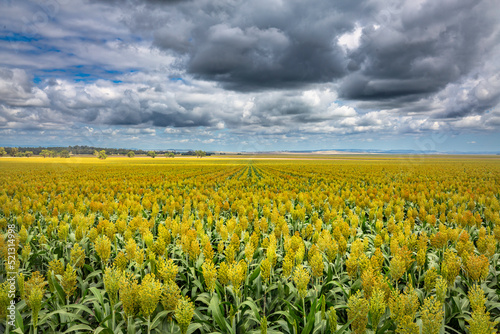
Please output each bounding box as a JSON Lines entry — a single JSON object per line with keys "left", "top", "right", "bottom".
{"left": 175, "top": 296, "right": 195, "bottom": 334}
{"left": 282, "top": 253, "right": 294, "bottom": 278}
{"left": 58, "top": 222, "right": 69, "bottom": 241}
{"left": 17, "top": 273, "right": 25, "bottom": 300}
{"left": 260, "top": 258, "right": 271, "bottom": 283}
{"left": 468, "top": 310, "right": 498, "bottom": 334}
{"left": 202, "top": 259, "right": 218, "bottom": 293}
{"left": 230, "top": 260, "right": 247, "bottom": 290}
{"left": 261, "top": 315, "right": 267, "bottom": 334}
{"left": 464, "top": 254, "right": 490, "bottom": 282}
{"left": 161, "top": 279, "right": 181, "bottom": 313}
{"left": 138, "top": 273, "right": 162, "bottom": 318}
{"left": 24, "top": 272, "right": 47, "bottom": 308}
{"left": 390, "top": 255, "right": 406, "bottom": 283}
{"left": 370, "top": 248, "right": 384, "bottom": 272}
{"left": 203, "top": 240, "right": 215, "bottom": 261}
{"left": 468, "top": 284, "right": 486, "bottom": 314}
{"left": 104, "top": 266, "right": 122, "bottom": 306}
{"left": 114, "top": 251, "right": 128, "bottom": 271}
{"left": 420, "top": 296, "right": 444, "bottom": 334}
{"left": 125, "top": 238, "right": 137, "bottom": 261}
{"left": 347, "top": 291, "right": 369, "bottom": 334}
{"left": 328, "top": 306, "right": 337, "bottom": 332}
{"left": 120, "top": 274, "right": 139, "bottom": 318}
{"left": 94, "top": 235, "right": 112, "bottom": 265}
{"left": 370, "top": 288, "right": 386, "bottom": 329}
{"left": 135, "top": 247, "right": 145, "bottom": 266}
{"left": 60, "top": 264, "right": 77, "bottom": 300}
{"left": 435, "top": 276, "right": 448, "bottom": 303}
{"left": 48, "top": 258, "right": 65, "bottom": 276}
{"left": 152, "top": 237, "right": 167, "bottom": 257}
{"left": 157, "top": 258, "right": 178, "bottom": 282}
{"left": 293, "top": 265, "right": 310, "bottom": 299}
{"left": 441, "top": 249, "right": 461, "bottom": 285}
{"left": 29, "top": 286, "right": 44, "bottom": 328}
{"left": 424, "top": 267, "right": 438, "bottom": 292}
{"left": 143, "top": 231, "right": 154, "bottom": 248}
{"left": 19, "top": 225, "right": 28, "bottom": 244}
{"left": 225, "top": 244, "right": 236, "bottom": 264}
{"left": 309, "top": 251, "right": 324, "bottom": 278}
{"left": 0, "top": 281, "right": 11, "bottom": 319}
{"left": 244, "top": 241, "right": 255, "bottom": 263}
{"left": 396, "top": 315, "right": 419, "bottom": 334}
{"left": 70, "top": 243, "right": 86, "bottom": 268}
{"left": 21, "top": 244, "right": 31, "bottom": 263}
{"left": 218, "top": 261, "right": 230, "bottom": 286}
{"left": 388, "top": 286, "right": 419, "bottom": 326}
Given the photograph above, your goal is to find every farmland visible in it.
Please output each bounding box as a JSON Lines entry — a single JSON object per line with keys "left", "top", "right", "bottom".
{"left": 1, "top": 156, "right": 500, "bottom": 333}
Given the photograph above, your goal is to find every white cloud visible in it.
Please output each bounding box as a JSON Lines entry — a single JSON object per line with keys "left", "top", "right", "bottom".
{"left": 338, "top": 24, "right": 363, "bottom": 51}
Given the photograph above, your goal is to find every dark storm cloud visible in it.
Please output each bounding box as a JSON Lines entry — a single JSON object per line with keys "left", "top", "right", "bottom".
{"left": 339, "top": 0, "right": 499, "bottom": 103}
{"left": 119, "top": 0, "right": 366, "bottom": 90}
{"left": 110, "top": 0, "right": 500, "bottom": 120}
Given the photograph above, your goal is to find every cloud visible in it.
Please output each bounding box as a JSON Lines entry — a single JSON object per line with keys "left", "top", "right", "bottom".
{"left": 0, "top": 0, "right": 500, "bottom": 151}
{"left": 339, "top": 0, "right": 500, "bottom": 103}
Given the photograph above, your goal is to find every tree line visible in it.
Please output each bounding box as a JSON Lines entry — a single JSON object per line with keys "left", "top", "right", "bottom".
{"left": 0, "top": 146, "right": 211, "bottom": 158}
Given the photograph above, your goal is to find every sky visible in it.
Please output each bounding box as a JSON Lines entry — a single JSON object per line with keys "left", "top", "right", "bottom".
{"left": 1, "top": 0, "right": 500, "bottom": 152}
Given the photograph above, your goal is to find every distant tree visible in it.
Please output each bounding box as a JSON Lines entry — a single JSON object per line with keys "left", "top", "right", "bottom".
{"left": 9, "top": 147, "right": 18, "bottom": 157}
{"left": 98, "top": 150, "right": 107, "bottom": 160}
{"left": 60, "top": 150, "right": 70, "bottom": 158}
{"left": 49, "top": 150, "right": 57, "bottom": 158}
{"left": 127, "top": 151, "right": 135, "bottom": 158}
{"left": 93, "top": 150, "right": 99, "bottom": 157}
{"left": 0, "top": 147, "right": 6, "bottom": 157}
{"left": 195, "top": 150, "right": 206, "bottom": 158}
{"left": 166, "top": 152, "right": 175, "bottom": 158}
{"left": 147, "top": 151, "right": 156, "bottom": 158}
{"left": 25, "top": 151, "right": 33, "bottom": 157}
{"left": 40, "top": 149, "right": 51, "bottom": 158}
{"left": 15, "top": 152, "right": 25, "bottom": 157}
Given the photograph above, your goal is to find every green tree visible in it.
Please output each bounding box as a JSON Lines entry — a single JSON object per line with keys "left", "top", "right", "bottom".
{"left": 25, "top": 151, "right": 33, "bottom": 157}
{"left": 9, "top": 147, "right": 18, "bottom": 157}
{"left": 127, "top": 151, "right": 135, "bottom": 158}
{"left": 0, "top": 147, "right": 6, "bottom": 157}
{"left": 195, "top": 150, "right": 206, "bottom": 158}
{"left": 60, "top": 150, "right": 70, "bottom": 158}
{"left": 49, "top": 150, "right": 57, "bottom": 158}
{"left": 98, "top": 150, "right": 107, "bottom": 160}
{"left": 147, "top": 151, "right": 156, "bottom": 158}
{"left": 166, "top": 152, "right": 175, "bottom": 158}
{"left": 40, "top": 149, "right": 51, "bottom": 158}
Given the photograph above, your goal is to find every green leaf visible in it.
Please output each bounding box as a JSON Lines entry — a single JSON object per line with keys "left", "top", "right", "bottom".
{"left": 186, "top": 322, "right": 204, "bottom": 334}
{"left": 302, "top": 299, "right": 318, "bottom": 334}
{"left": 63, "top": 324, "right": 94, "bottom": 333}
{"left": 15, "top": 307, "right": 24, "bottom": 332}
{"left": 241, "top": 299, "right": 261, "bottom": 322}
{"left": 209, "top": 294, "right": 233, "bottom": 334}
{"left": 249, "top": 265, "right": 261, "bottom": 281}
{"left": 150, "top": 310, "right": 171, "bottom": 330}
{"left": 65, "top": 303, "right": 95, "bottom": 316}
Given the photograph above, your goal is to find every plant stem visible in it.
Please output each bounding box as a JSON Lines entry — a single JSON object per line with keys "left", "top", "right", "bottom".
{"left": 148, "top": 315, "right": 151, "bottom": 334}
{"left": 302, "top": 297, "right": 306, "bottom": 326}
{"left": 127, "top": 316, "right": 135, "bottom": 334}
{"left": 111, "top": 306, "right": 115, "bottom": 332}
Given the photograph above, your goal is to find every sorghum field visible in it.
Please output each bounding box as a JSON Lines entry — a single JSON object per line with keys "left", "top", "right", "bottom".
{"left": 1, "top": 156, "right": 500, "bottom": 334}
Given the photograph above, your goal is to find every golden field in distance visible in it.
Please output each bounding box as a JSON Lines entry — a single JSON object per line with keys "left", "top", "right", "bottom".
{"left": 1, "top": 156, "right": 500, "bottom": 334}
